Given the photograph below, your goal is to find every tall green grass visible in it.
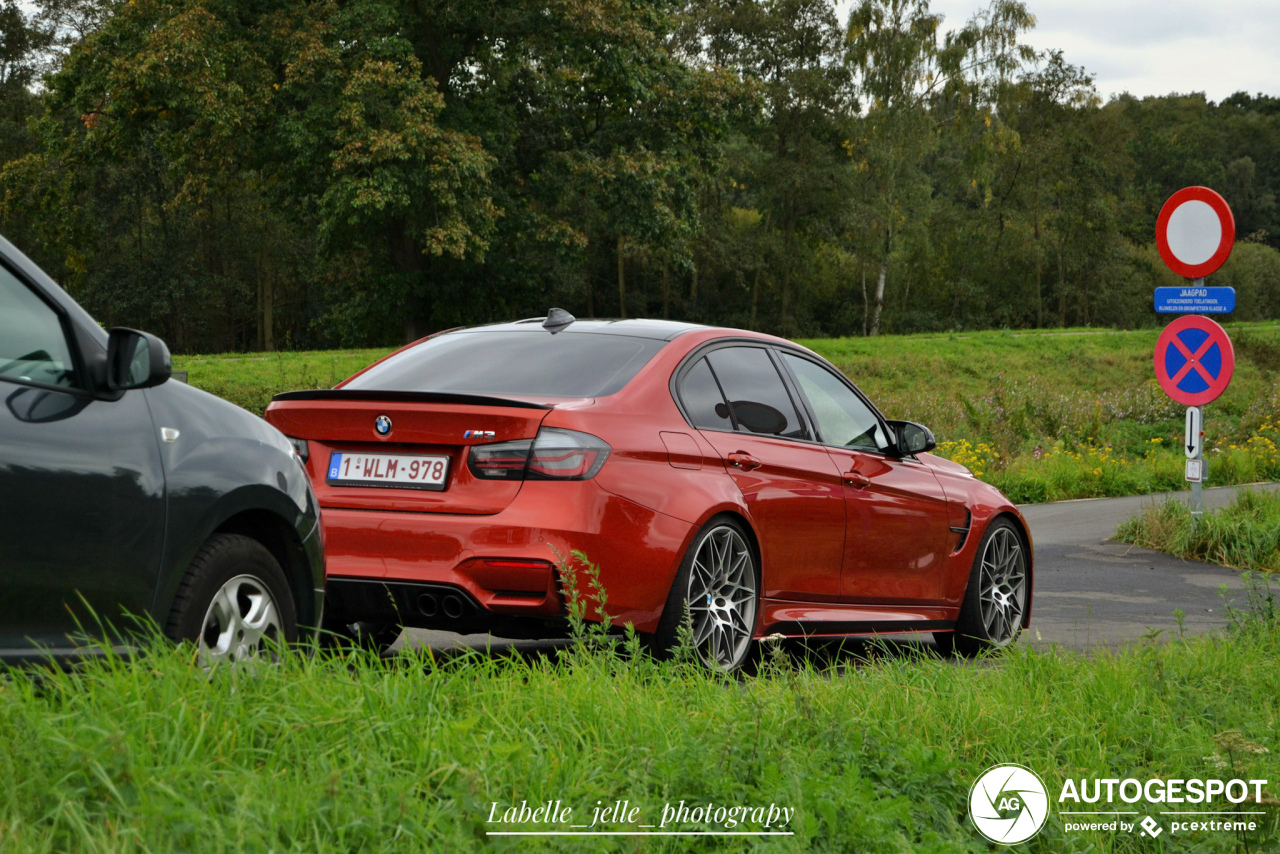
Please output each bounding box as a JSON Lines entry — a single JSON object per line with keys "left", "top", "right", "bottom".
{"left": 2, "top": 584, "right": 1279, "bottom": 853}
{"left": 1116, "top": 489, "right": 1280, "bottom": 573}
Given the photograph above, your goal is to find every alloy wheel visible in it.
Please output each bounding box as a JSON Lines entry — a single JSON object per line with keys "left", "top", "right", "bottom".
{"left": 687, "top": 525, "right": 757, "bottom": 670}
{"left": 199, "top": 574, "right": 283, "bottom": 665}
{"left": 978, "top": 526, "right": 1026, "bottom": 645}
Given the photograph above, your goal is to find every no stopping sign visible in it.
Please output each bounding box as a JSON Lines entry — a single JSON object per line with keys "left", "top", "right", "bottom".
{"left": 1153, "top": 315, "right": 1235, "bottom": 406}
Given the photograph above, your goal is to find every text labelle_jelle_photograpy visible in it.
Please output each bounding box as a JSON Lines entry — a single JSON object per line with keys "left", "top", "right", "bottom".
{"left": 484, "top": 799, "right": 795, "bottom": 836}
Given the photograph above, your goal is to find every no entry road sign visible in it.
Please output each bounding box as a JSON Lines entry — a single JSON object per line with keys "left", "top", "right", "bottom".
{"left": 1155, "top": 187, "right": 1235, "bottom": 279}
{"left": 1154, "top": 285, "right": 1236, "bottom": 314}
{"left": 1153, "top": 315, "right": 1235, "bottom": 406}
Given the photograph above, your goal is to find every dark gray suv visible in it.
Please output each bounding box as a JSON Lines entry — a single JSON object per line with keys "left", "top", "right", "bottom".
{"left": 0, "top": 234, "right": 323, "bottom": 663}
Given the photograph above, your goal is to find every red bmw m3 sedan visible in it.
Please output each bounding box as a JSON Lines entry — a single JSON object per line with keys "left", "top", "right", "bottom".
{"left": 265, "top": 312, "right": 1032, "bottom": 671}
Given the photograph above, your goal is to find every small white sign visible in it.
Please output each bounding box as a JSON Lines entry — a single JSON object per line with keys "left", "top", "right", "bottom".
{"left": 1185, "top": 459, "right": 1203, "bottom": 482}
{"left": 1184, "top": 407, "right": 1202, "bottom": 459}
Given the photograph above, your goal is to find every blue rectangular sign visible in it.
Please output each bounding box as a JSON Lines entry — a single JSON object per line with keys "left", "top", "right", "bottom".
{"left": 1154, "top": 286, "right": 1235, "bottom": 314}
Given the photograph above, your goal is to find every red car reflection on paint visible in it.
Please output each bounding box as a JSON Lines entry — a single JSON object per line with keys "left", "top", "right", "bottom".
{"left": 265, "top": 312, "right": 1032, "bottom": 671}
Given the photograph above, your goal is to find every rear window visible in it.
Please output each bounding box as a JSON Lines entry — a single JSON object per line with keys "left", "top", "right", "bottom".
{"left": 344, "top": 330, "right": 666, "bottom": 398}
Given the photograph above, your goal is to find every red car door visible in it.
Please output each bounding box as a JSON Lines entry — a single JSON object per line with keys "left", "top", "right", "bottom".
{"left": 777, "top": 352, "right": 952, "bottom": 603}
{"left": 678, "top": 346, "right": 846, "bottom": 601}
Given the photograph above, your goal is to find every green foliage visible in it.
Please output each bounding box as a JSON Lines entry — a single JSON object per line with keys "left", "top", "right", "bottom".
{"left": 1117, "top": 490, "right": 1280, "bottom": 574}
{"left": 553, "top": 547, "right": 615, "bottom": 650}
{"left": 2, "top": 584, "right": 1280, "bottom": 852}
{"left": 3, "top": 0, "right": 1280, "bottom": 350}
{"left": 0, "top": 0, "right": 49, "bottom": 219}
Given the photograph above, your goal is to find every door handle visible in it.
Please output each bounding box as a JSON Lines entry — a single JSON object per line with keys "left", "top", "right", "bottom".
{"left": 727, "top": 451, "right": 761, "bottom": 471}
{"left": 844, "top": 470, "right": 870, "bottom": 488}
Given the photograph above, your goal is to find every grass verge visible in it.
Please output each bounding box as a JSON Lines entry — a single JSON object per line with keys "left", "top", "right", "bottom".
{"left": 172, "top": 324, "right": 1280, "bottom": 503}
{"left": 2, "top": 584, "right": 1279, "bottom": 853}
{"left": 1116, "top": 489, "right": 1280, "bottom": 573}
{"left": 174, "top": 348, "right": 387, "bottom": 415}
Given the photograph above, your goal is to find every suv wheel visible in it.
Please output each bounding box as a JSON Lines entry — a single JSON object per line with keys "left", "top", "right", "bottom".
{"left": 166, "top": 533, "right": 298, "bottom": 664}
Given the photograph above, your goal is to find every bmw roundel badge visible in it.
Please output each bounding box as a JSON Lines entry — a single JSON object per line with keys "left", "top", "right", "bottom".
{"left": 374, "top": 415, "right": 393, "bottom": 436}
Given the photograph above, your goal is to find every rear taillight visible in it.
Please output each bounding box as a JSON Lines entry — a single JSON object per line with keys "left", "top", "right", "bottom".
{"left": 468, "top": 439, "right": 534, "bottom": 480}
{"left": 527, "top": 428, "right": 611, "bottom": 479}
{"left": 468, "top": 428, "right": 610, "bottom": 481}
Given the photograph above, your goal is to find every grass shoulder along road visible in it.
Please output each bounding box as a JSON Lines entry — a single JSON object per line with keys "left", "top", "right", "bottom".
{"left": 2, "top": 592, "right": 1279, "bottom": 854}
{"left": 174, "top": 322, "right": 1280, "bottom": 504}
{"left": 1117, "top": 488, "right": 1280, "bottom": 574}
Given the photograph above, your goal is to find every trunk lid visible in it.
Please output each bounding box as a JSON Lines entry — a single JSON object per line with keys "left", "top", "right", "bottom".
{"left": 266, "top": 391, "right": 556, "bottom": 515}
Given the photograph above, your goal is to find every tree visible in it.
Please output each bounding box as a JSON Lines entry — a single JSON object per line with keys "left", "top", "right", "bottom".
{"left": 680, "top": 0, "right": 853, "bottom": 335}
{"left": 3, "top": 0, "right": 1279, "bottom": 348}
{"left": 0, "top": 0, "right": 49, "bottom": 165}
{"left": 846, "top": 0, "right": 1033, "bottom": 334}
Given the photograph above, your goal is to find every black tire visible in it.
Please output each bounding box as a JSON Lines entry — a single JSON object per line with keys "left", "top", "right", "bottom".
{"left": 943, "top": 517, "right": 1028, "bottom": 656}
{"left": 165, "top": 533, "right": 298, "bottom": 663}
{"left": 652, "top": 516, "right": 759, "bottom": 673}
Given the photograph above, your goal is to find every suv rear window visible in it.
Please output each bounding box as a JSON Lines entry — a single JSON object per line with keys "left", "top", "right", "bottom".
{"left": 344, "top": 330, "right": 666, "bottom": 398}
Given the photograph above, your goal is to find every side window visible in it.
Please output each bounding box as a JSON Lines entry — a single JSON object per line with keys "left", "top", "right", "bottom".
{"left": 781, "top": 353, "right": 889, "bottom": 452}
{"left": 0, "top": 266, "right": 79, "bottom": 389}
{"left": 705, "top": 347, "right": 809, "bottom": 440}
{"left": 678, "top": 357, "right": 734, "bottom": 431}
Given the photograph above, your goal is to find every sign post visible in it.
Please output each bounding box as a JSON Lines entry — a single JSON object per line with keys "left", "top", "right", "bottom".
{"left": 1184, "top": 406, "right": 1204, "bottom": 522}
{"left": 1153, "top": 187, "right": 1236, "bottom": 524}
{"left": 1153, "top": 314, "right": 1233, "bottom": 520}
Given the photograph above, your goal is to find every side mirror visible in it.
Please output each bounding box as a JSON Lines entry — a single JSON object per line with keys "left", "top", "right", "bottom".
{"left": 106, "top": 327, "right": 171, "bottom": 391}
{"left": 888, "top": 420, "right": 936, "bottom": 456}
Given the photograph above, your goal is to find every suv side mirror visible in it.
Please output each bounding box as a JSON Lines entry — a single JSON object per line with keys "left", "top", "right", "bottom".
{"left": 888, "top": 420, "right": 936, "bottom": 456}
{"left": 106, "top": 327, "right": 172, "bottom": 391}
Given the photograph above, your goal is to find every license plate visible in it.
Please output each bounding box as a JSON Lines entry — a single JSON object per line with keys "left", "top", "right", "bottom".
{"left": 326, "top": 452, "right": 450, "bottom": 491}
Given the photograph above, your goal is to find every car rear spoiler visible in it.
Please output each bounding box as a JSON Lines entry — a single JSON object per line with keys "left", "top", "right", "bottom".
{"left": 270, "top": 389, "right": 553, "bottom": 410}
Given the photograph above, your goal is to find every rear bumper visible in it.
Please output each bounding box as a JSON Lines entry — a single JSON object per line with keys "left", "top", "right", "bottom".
{"left": 320, "top": 480, "right": 693, "bottom": 634}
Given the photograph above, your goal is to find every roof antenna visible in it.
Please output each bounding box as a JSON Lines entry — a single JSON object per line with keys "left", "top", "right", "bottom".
{"left": 543, "top": 307, "right": 575, "bottom": 334}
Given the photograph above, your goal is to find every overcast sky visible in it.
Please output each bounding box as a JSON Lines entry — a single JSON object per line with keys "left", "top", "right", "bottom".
{"left": 891, "top": 0, "right": 1280, "bottom": 102}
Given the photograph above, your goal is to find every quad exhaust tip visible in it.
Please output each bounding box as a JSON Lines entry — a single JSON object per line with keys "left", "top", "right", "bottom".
{"left": 442, "top": 594, "right": 464, "bottom": 619}
{"left": 415, "top": 591, "right": 466, "bottom": 620}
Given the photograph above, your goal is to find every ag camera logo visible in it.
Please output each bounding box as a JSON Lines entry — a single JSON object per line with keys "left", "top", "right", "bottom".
{"left": 969, "top": 764, "right": 1049, "bottom": 845}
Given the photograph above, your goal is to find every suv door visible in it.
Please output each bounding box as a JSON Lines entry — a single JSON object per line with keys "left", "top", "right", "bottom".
{"left": 777, "top": 351, "right": 952, "bottom": 603}
{"left": 676, "top": 345, "right": 846, "bottom": 600}
{"left": 0, "top": 259, "right": 165, "bottom": 650}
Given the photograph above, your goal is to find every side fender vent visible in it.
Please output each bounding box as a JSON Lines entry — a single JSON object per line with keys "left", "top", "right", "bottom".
{"left": 949, "top": 511, "right": 972, "bottom": 554}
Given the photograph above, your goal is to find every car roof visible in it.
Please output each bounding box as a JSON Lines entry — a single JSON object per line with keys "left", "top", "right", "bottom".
{"left": 449, "top": 317, "right": 708, "bottom": 341}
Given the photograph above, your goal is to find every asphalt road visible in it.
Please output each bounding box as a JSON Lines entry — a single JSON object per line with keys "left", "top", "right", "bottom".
{"left": 1019, "top": 481, "right": 1278, "bottom": 650}
{"left": 398, "top": 482, "right": 1280, "bottom": 657}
